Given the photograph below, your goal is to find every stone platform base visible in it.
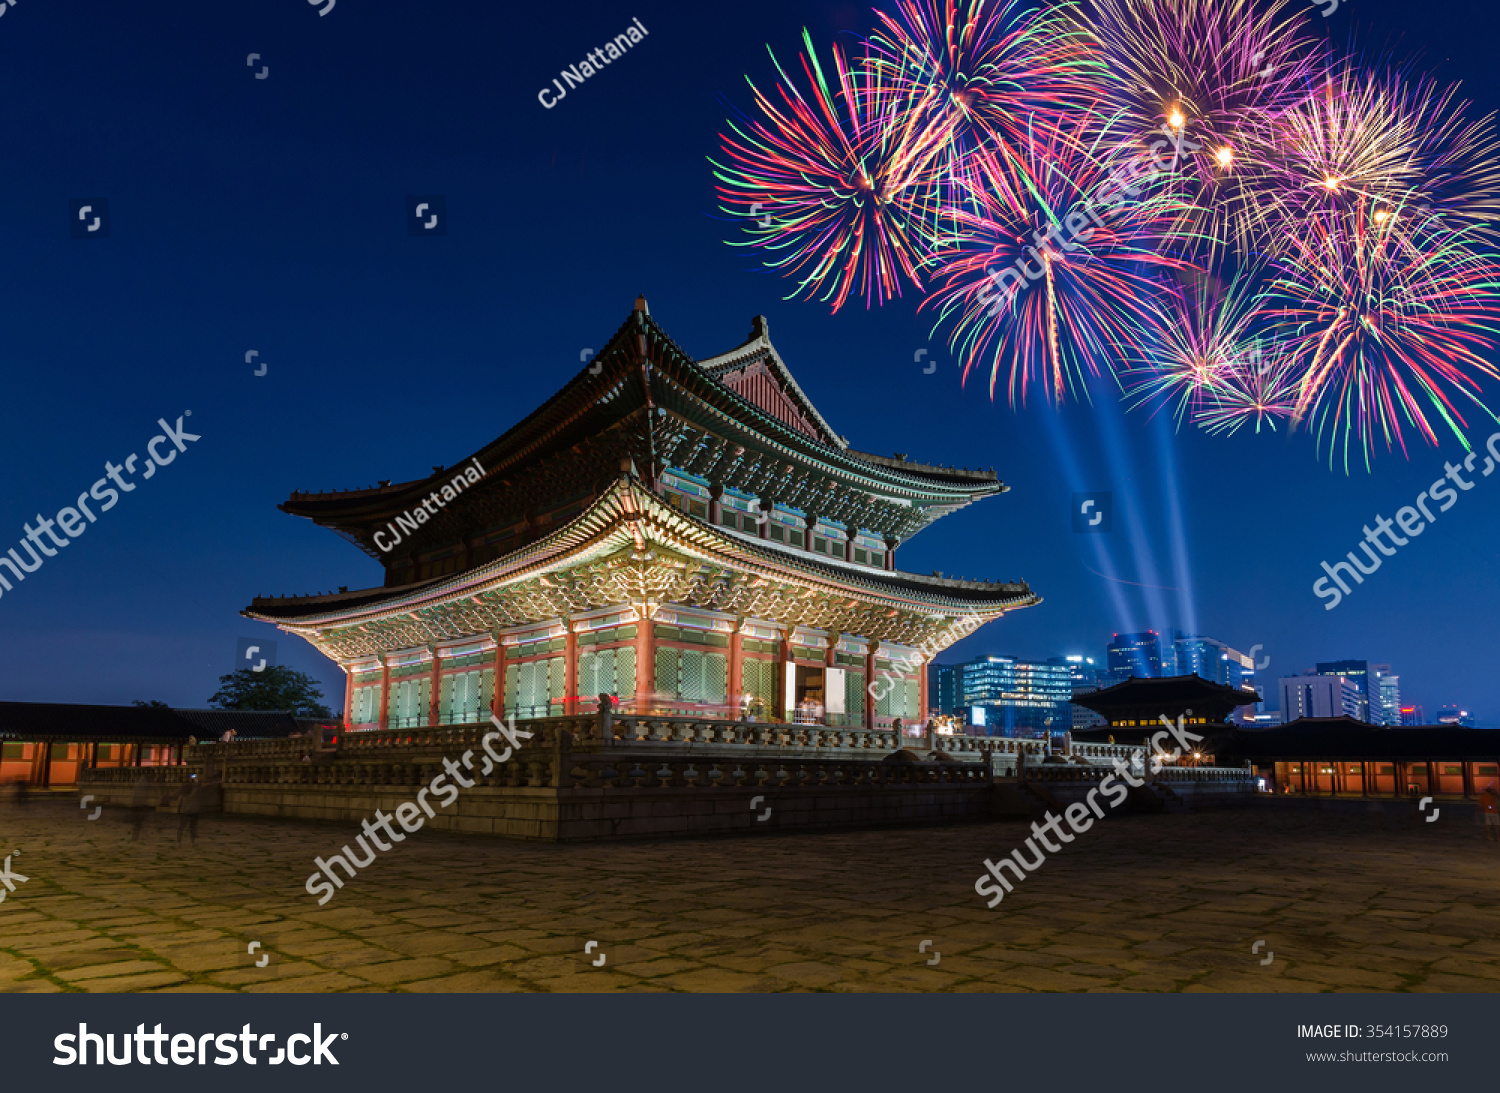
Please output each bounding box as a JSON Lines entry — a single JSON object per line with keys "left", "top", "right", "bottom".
{"left": 217, "top": 781, "right": 998, "bottom": 841}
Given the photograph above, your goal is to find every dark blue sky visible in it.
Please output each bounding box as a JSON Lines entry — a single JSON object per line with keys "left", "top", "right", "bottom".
{"left": 1, "top": 0, "right": 1496, "bottom": 722}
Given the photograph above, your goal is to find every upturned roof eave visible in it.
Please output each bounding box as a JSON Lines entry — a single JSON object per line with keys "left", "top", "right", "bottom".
{"left": 245, "top": 474, "right": 1037, "bottom": 628}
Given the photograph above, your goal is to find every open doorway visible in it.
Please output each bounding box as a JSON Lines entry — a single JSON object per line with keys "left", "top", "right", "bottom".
{"left": 792, "top": 664, "right": 824, "bottom": 724}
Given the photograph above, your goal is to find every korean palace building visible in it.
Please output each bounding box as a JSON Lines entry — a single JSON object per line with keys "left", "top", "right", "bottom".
{"left": 245, "top": 299, "right": 1039, "bottom": 734}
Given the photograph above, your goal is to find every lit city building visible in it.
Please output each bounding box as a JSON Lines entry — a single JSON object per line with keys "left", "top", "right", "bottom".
{"left": 1372, "top": 665, "right": 1401, "bottom": 726}
{"left": 1106, "top": 631, "right": 1162, "bottom": 682}
{"left": 1401, "top": 705, "right": 1427, "bottom": 726}
{"left": 959, "top": 655, "right": 1072, "bottom": 737}
{"left": 1436, "top": 705, "right": 1476, "bottom": 727}
{"left": 1280, "top": 673, "right": 1365, "bottom": 721}
{"left": 1315, "top": 660, "right": 1373, "bottom": 722}
{"left": 931, "top": 662, "right": 963, "bottom": 718}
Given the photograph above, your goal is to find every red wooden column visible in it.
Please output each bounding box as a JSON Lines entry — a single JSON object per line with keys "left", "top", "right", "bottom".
{"left": 918, "top": 652, "right": 930, "bottom": 725}
{"left": 428, "top": 648, "right": 442, "bottom": 727}
{"left": 563, "top": 625, "right": 579, "bottom": 715}
{"left": 1427, "top": 758, "right": 1438, "bottom": 798}
{"left": 1462, "top": 760, "right": 1475, "bottom": 799}
{"left": 825, "top": 635, "right": 838, "bottom": 727}
{"left": 883, "top": 536, "right": 900, "bottom": 571}
{"left": 1393, "top": 760, "right": 1402, "bottom": 797}
{"left": 728, "top": 623, "right": 745, "bottom": 713}
{"left": 864, "top": 647, "right": 877, "bottom": 731}
{"left": 492, "top": 640, "right": 508, "bottom": 719}
{"left": 635, "top": 612, "right": 656, "bottom": 710}
{"left": 378, "top": 658, "right": 392, "bottom": 729}
{"left": 343, "top": 665, "right": 355, "bottom": 728}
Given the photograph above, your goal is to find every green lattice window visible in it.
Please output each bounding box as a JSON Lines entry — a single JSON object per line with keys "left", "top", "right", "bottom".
{"left": 844, "top": 670, "right": 866, "bottom": 720}
{"left": 351, "top": 685, "right": 381, "bottom": 725}
{"left": 440, "top": 669, "right": 492, "bottom": 724}
{"left": 578, "top": 647, "right": 637, "bottom": 702}
{"left": 388, "top": 677, "right": 430, "bottom": 727}
{"left": 655, "top": 647, "right": 727, "bottom": 704}
{"left": 505, "top": 657, "right": 564, "bottom": 718}
{"left": 742, "top": 658, "right": 776, "bottom": 714}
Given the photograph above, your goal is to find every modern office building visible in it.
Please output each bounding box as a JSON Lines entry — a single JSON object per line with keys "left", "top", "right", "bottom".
{"left": 960, "top": 655, "right": 1072, "bottom": 737}
{"left": 1106, "top": 631, "right": 1162, "bottom": 682}
{"left": 1047, "top": 654, "right": 1103, "bottom": 686}
{"left": 1371, "top": 665, "right": 1401, "bottom": 726}
{"left": 1169, "top": 631, "right": 1255, "bottom": 690}
{"left": 1047, "top": 655, "right": 1106, "bottom": 731}
{"left": 1280, "top": 673, "right": 1365, "bottom": 721}
{"left": 931, "top": 662, "right": 963, "bottom": 717}
{"left": 1400, "top": 705, "right": 1427, "bottom": 726}
{"left": 1316, "top": 660, "right": 1373, "bottom": 722}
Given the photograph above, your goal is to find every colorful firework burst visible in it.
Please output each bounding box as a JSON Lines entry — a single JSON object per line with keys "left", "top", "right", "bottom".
{"left": 1069, "top": 0, "right": 1326, "bottom": 256}
{"left": 713, "top": 0, "right": 1500, "bottom": 470}
{"left": 1193, "top": 337, "right": 1300, "bottom": 435}
{"left": 1263, "top": 198, "right": 1500, "bottom": 470}
{"left": 1264, "top": 68, "right": 1500, "bottom": 244}
{"left": 923, "top": 113, "right": 1196, "bottom": 406}
{"left": 712, "top": 30, "right": 957, "bottom": 312}
{"left": 1124, "top": 271, "right": 1266, "bottom": 426}
{"left": 865, "top": 0, "right": 1103, "bottom": 204}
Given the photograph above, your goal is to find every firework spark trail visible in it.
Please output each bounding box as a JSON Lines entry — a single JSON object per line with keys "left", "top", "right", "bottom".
{"left": 866, "top": 0, "right": 1104, "bottom": 204}
{"left": 712, "top": 30, "right": 957, "bottom": 311}
{"left": 924, "top": 111, "right": 1196, "bottom": 406}
{"left": 1266, "top": 200, "right": 1500, "bottom": 470}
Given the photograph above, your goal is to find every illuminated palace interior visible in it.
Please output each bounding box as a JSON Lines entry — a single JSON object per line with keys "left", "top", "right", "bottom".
{"left": 246, "top": 299, "right": 1039, "bottom": 732}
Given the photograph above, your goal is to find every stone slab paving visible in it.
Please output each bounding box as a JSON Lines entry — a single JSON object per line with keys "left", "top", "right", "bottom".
{"left": 1, "top": 796, "right": 1498, "bottom": 993}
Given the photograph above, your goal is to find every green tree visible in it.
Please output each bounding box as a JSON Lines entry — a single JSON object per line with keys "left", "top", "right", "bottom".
{"left": 208, "top": 666, "right": 334, "bottom": 719}
{"left": 132, "top": 699, "right": 170, "bottom": 708}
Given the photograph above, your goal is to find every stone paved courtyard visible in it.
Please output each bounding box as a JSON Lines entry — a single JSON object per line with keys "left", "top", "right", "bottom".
{"left": 2, "top": 796, "right": 1498, "bottom": 993}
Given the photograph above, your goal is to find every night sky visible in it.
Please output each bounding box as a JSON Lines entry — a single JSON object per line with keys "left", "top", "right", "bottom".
{"left": 1, "top": 0, "right": 1496, "bottom": 723}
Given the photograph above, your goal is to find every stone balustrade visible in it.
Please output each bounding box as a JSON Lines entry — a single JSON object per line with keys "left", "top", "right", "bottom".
{"left": 1070, "top": 742, "right": 1144, "bottom": 762}
{"left": 563, "top": 755, "right": 991, "bottom": 790}
{"left": 178, "top": 716, "right": 1061, "bottom": 768}
{"left": 76, "top": 766, "right": 191, "bottom": 787}
{"left": 1154, "top": 765, "right": 1256, "bottom": 784}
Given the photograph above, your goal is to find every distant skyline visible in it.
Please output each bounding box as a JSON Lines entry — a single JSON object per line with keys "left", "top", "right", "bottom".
{"left": 2, "top": 0, "right": 1499, "bottom": 729}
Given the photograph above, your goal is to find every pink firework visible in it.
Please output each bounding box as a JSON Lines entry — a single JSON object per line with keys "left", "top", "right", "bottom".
{"left": 1264, "top": 197, "right": 1500, "bottom": 471}
{"left": 1125, "top": 271, "right": 1266, "bottom": 427}
{"left": 1070, "top": 0, "right": 1327, "bottom": 256}
{"left": 924, "top": 112, "right": 1196, "bottom": 406}
{"left": 866, "top": 0, "right": 1102, "bottom": 203}
{"left": 712, "top": 31, "right": 958, "bottom": 312}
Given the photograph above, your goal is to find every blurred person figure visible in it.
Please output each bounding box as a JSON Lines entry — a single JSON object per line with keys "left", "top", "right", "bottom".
{"left": 128, "top": 777, "right": 154, "bottom": 841}
{"left": 1481, "top": 782, "right": 1500, "bottom": 843}
{"left": 175, "top": 778, "right": 202, "bottom": 845}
